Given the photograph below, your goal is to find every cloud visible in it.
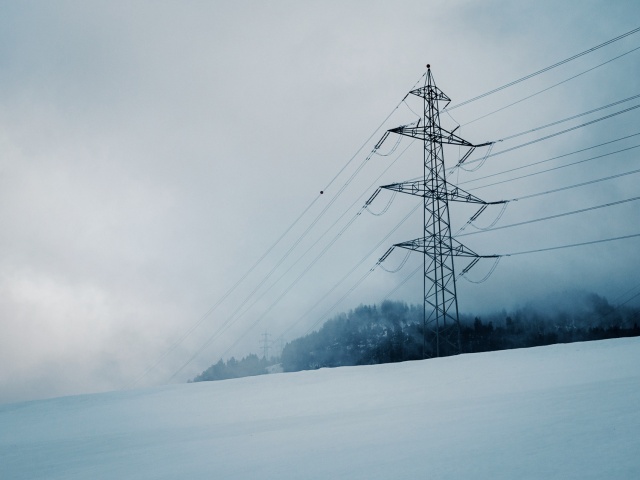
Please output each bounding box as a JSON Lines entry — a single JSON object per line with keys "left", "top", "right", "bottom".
{"left": 1, "top": 0, "right": 639, "bottom": 403}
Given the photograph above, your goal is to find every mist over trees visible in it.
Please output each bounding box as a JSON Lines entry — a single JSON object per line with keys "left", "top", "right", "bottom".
{"left": 191, "top": 354, "right": 270, "bottom": 382}
{"left": 281, "top": 302, "right": 425, "bottom": 371}
{"left": 192, "top": 293, "right": 640, "bottom": 382}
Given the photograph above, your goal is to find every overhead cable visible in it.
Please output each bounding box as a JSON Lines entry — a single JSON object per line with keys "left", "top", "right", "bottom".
{"left": 500, "top": 93, "right": 640, "bottom": 142}
{"left": 150, "top": 72, "right": 427, "bottom": 383}
{"left": 382, "top": 264, "right": 422, "bottom": 301}
{"left": 461, "top": 257, "right": 502, "bottom": 284}
{"left": 461, "top": 45, "right": 640, "bottom": 126}
{"left": 456, "top": 103, "right": 640, "bottom": 169}
{"left": 321, "top": 72, "right": 426, "bottom": 192}
{"left": 171, "top": 139, "right": 419, "bottom": 377}
{"left": 445, "top": 26, "right": 640, "bottom": 111}
{"left": 459, "top": 132, "right": 640, "bottom": 187}
{"left": 467, "top": 143, "right": 640, "bottom": 192}
{"left": 456, "top": 196, "right": 640, "bottom": 238}
{"left": 500, "top": 233, "right": 640, "bottom": 257}
{"left": 192, "top": 141, "right": 415, "bottom": 365}
{"left": 276, "top": 203, "right": 421, "bottom": 342}
{"left": 127, "top": 193, "right": 320, "bottom": 387}
{"left": 509, "top": 167, "right": 640, "bottom": 201}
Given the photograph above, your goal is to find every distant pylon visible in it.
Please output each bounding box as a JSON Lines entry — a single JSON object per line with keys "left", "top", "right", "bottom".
{"left": 260, "top": 331, "right": 271, "bottom": 359}
{"left": 381, "top": 65, "right": 503, "bottom": 358}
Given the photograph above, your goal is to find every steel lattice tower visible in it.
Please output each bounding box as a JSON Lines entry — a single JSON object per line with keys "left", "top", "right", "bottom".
{"left": 381, "top": 65, "right": 501, "bottom": 358}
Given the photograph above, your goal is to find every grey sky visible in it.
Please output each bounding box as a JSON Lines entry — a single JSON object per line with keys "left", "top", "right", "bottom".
{"left": 1, "top": 1, "right": 639, "bottom": 403}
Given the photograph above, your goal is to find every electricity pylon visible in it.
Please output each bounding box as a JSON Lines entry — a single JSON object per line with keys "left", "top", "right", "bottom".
{"left": 260, "top": 331, "right": 271, "bottom": 359}
{"left": 381, "top": 65, "right": 503, "bottom": 358}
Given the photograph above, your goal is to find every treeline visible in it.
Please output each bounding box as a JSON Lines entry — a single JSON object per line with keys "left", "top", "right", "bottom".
{"left": 281, "top": 296, "right": 639, "bottom": 372}
{"left": 191, "top": 294, "right": 640, "bottom": 382}
{"left": 281, "top": 302, "right": 425, "bottom": 371}
{"left": 191, "top": 354, "right": 271, "bottom": 382}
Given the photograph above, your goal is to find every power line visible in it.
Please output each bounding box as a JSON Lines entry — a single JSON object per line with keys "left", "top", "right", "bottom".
{"left": 507, "top": 167, "right": 640, "bottom": 201}
{"left": 247, "top": 202, "right": 421, "bottom": 357}
{"left": 263, "top": 125, "right": 636, "bottom": 356}
{"left": 179, "top": 47, "right": 640, "bottom": 376}
{"left": 252, "top": 128, "right": 415, "bottom": 308}
{"left": 456, "top": 196, "right": 640, "bottom": 238}
{"left": 456, "top": 103, "right": 640, "bottom": 169}
{"left": 321, "top": 72, "right": 426, "bottom": 192}
{"left": 279, "top": 76, "right": 640, "bottom": 355}
{"left": 467, "top": 144, "right": 640, "bottom": 192}
{"left": 275, "top": 171, "right": 640, "bottom": 344}
{"left": 166, "top": 140, "right": 417, "bottom": 378}
{"left": 268, "top": 59, "right": 640, "bottom": 347}
{"left": 436, "top": 100, "right": 640, "bottom": 176}
{"left": 227, "top": 140, "right": 414, "bottom": 326}
{"left": 460, "top": 157, "right": 640, "bottom": 212}
{"left": 293, "top": 227, "right": 640, "bottom": 339}
{"left": 271, "top": 200, "right": 423, "bottom": 344}
{"left": 278, "top": 99, "right": 640, "bottom": 332}
{"left": 461, "top": 45, "right": 640, "bottom": 127}
{"left": 170, "top": 125, "right": 420, "bottom": 378}
{"left": 126, "top": 193, "right": 320, "bottom": 387}
{"left": 499, "top": 233, "right": 640, "bottom": 257}
{"left": 303, "top": 262, "right": 377, "bottom": 336}
{"left": 139, "top": 73, "right": 428, "bottom": 384}
{"left": 611, "top": 280, "right": 640, "bottom": 306}
{"left": 383, "top": 263, "right": 422, "bottom": 301}
{"left": 499, "top": 93, "right": 640, "bottom": 142}
{"left": 445, "top": 26, "right": 640, "bottom": 111}
{"left": 137, "top": 128, "right": 396, "bottom": 385}
{"left": 458, "top": 132, "right": 640, "bottom": 187}
{"left": 616, "top": 289, "right": 640, "bottom": 310}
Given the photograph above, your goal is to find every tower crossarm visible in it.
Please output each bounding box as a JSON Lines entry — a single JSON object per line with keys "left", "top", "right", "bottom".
{"left": 388, "top": 123, "right": 494, "bottom": 149}
{"left": 389, "top": 124, "right": 493, "bottom": 148}
{"left": 408, "top": 84, "right": 451, "bottom": 103}
{"left": 393, "top": 235, "right": 499, "bottom": 259}
{"left": 381, "top": 180, "right": 506, "bottom": 205}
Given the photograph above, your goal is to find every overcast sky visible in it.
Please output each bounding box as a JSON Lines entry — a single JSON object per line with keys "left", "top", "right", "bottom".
{"left": 1, "top": 0, "right": 639, "bottom": 403}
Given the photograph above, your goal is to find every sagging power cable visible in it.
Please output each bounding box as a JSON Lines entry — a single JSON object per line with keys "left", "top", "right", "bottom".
{"left": 461, "top": 257, "right": 502, "bottom": 284}
{"left": 366, "top": 190, "right": 397, "bottom": 216}
{"left": 374, "top": 134, "right": 402, "bottom": 157}
{"left": 456, "top": 202, "right": 510, "bottom": 235}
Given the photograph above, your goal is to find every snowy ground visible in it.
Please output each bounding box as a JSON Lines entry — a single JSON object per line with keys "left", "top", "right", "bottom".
{"left": 1, "top": 338, "right": 639, "bottom": 479}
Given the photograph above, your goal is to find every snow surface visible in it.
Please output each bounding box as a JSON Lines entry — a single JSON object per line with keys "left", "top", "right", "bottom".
{"left": 1, "top": 338, "right": 639, "bottom": 479}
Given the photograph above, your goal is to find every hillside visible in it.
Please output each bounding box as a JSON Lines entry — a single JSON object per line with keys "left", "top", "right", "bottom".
{"left": 2, "top": 338, "right": 639, "bottom": 479}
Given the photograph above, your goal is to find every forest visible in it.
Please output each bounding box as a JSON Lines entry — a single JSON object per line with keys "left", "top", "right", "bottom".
{"left": 192, "top": 293, "right": 640, "bottom": 382}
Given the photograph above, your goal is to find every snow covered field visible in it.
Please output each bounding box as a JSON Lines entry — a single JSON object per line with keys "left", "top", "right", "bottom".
{"left": 2, "top": 338, "right": 639, "bottom": 479}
